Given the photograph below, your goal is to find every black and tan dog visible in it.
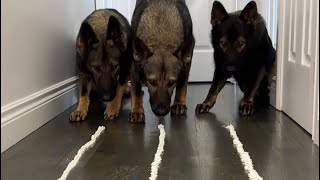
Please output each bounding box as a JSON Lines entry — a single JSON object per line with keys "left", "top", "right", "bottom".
{"left": 69, "top": 9, "right": 132, "bottom": 122}
{"left": 129, "top": 0, "right": 195, "bottom": 123}
{"left": 196, "top": 1, "right": 276, "bottom": 116}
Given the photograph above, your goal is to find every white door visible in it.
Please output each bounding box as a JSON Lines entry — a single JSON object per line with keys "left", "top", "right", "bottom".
{"left": 277, "top": 0, "right": 319, "bottom": 134}
{"left": 95, "top": 0, "right": 135, "bottom": 22}
{"left": 185, "top": 0, "right": 215, "bottom": 82}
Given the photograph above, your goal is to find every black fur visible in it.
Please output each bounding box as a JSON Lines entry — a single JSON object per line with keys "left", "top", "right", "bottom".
{"left": 212, "top": 1, "right": 275, "bottom": 99}
{"left": 196, "top": 1, "right": 276, "bottom": 116}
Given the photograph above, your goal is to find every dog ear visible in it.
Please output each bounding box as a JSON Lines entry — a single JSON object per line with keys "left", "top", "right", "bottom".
{"left": 173, "top": 37, "right": 195, "bottom": 64}
{"left": 211, "top": 1, "right": 228, "bottom": 27}
{"left": 76, "top": 22, "right": 98, "bottom": 58}
{"left": 240, "top": 1, "right": 258, "bottom": 25}
{"left": 107, "top": 16, "right": 127, "bottom": 51}
{"left": 133, "top": 37, "right": 152, "bottom": 62}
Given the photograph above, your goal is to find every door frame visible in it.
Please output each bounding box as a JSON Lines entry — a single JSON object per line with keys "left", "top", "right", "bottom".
{"left": 312, "top": 19, "right": 319, "bottom": 145}
{"left": 276, "top": 0, "right": 319, "bottom": 145}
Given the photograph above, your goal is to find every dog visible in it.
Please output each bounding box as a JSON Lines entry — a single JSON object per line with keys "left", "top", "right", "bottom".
{"left": 69, "top": 9, "right": 133, "bottom": 122}
{"left": 195, "top": 1, "right": 276, "bottom": 116}
{"left": 129, "top": 0, "right": 195, "bottom": 123}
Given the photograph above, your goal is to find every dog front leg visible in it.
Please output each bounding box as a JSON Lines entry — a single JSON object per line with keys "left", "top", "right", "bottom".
{"left": 129, "top": 77, "right": 145, "bottom": 123}
{"left": 239, "top": 66, "right": 266, "bottom": 116}
{"left": 69, "top": 75, "right": 92, "bottom": 121}
{"left": 196, "top": 72, "right": 227, "bottom": 114}
{"left": 171, "top": 37, "right": 195, "bottom": 115}
{"left": 104, "top": 82, "right": 127, "bottom": 120}
{"left": 171, "top": 63, "right": 191, "bottom": 115}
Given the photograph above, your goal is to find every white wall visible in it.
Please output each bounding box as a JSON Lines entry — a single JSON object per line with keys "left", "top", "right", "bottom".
{"left": 1, "top": 0, "right": 94, "bottom": 152}
{"left": 1, "top": 0, "right": 94, "bottom": 108}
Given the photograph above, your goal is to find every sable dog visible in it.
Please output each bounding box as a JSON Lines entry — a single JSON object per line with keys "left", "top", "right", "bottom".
{"left": 196, "top": 1, "right": 276, "bottom": 116}
{"left": 129, "top": 0, "right": 195, "bottom": 123}
{"left": 69, "top": 9, "right": 132, "bottom": 121}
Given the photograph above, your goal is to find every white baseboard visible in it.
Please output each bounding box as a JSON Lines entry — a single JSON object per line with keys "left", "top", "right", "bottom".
{"left": 1, "top": 77, "right": 79, "bottom": 153}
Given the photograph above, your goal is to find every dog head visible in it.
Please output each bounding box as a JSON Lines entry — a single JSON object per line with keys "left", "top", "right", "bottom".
{"left": 76, "top": 16, "right": 128, "bottom": 101}
{"left": 210, "top": 1, "right": 258, "bottom": 73}
{"left": 132, "top": 38, "right": 191, "bottom": 116}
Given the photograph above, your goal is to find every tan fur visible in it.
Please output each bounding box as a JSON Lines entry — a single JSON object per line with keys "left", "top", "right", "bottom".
{"left": 69, "top": 96, "right": 90, "bottom": 121}
{"left": 105, "top": 83, "right": 127, "bottom": 120}
{"left": 76, "top": 9, "right": 128, "bottom": 52}
{"left": 77, "top": 96, "right": 90, "bottom": 112}
{"left": 70, "top": 74, "right": 92, "bottom": 121}
{"left": 174, "top": 82, "right": 188, "bottom": 105}
{"left": 71, "top": 9, "right": 132, "bottom": 122}
{"left": 137, "top": 1, "right": 184, "bottom": 53}
{"left": 130, "top": 94, "right": 144, "bottom": 113}
{"left": 87, "top": 10, "right": 127, "bottom": 40}
{"left": 130, "top": 0, "right": 194, "bottom": 118}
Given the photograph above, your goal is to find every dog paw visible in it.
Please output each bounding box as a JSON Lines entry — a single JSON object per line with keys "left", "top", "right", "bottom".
{"left": 128, "top": 112, "right": 145, "bottom": 123}
{"left": 104, "top": 101, "right": 121, "bottom": 120}
{"left": 239, "top": 99, "right": 254, "bottom": 116}
{"left": 69, "top": 110, "right": 87, "bottom": 122}
{"left": 171, "top": 104, "right": 187, "bottom": 115}
{"left": 195, "top": 102, "right": 213, "bottom": 114}
{"left": 104, "top": 109, "right": 119, "bottom": 121}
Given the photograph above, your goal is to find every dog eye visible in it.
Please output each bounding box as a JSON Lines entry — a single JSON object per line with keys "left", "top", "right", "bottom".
{"left": 219, "top": 41, "right": 228, "bottom": 48}
{"left": 167, "top": 80, "right": 176, "bottom": 87}
{"left": 148, "top": 79, "right": 157, "bottom": 86}
{"left": 238, "top": 40, "right": 245, "bottom": 46}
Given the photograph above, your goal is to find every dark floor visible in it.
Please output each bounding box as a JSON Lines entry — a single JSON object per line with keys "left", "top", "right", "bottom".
{"left": 1, "top": 84, "right": 319, "bottom": 180}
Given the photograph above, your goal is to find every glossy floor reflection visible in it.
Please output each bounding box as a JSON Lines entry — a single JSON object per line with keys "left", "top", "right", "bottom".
{"left": 2, "top": 84, "right": 319, "bottom": 180}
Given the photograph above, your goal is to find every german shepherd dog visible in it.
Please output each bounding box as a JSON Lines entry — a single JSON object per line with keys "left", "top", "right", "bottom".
{"left": 129, "top": 0, "right": 195, "bottom": 123}
{"left": 196, "top": 1, "right": 276, "bottom": 116}
{"left": 69, "top": 9, "right": 132, "bottom": 121}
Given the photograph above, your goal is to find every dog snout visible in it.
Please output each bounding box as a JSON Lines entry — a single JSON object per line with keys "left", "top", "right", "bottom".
{"left": 101, "top": 92, "right": 115, "bottom": 102}
{"left": 152, "top": 104, "right": 170, "bottom": 116}
{"left": 226, "top": 65, "right": 237, "bottom": 72}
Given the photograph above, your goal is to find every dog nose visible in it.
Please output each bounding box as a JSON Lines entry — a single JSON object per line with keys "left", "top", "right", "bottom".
{"left": 153, "top": 104, "right": 170, "bottom": 116}
{"left": 226, "top": 65, "right": 236, "bottom": 72}
{"left": 101, "top": 93, "right": 115, "bottom": 102}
